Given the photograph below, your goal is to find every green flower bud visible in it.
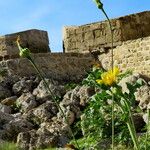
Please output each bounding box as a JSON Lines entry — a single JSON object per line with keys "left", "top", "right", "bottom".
{"left": 16, "top": 36, "right": 31, "bottom": 59}
{"left": 19, "top": 48, "right": 31, "bottom": 58}
{"left": 93, "top": 0, "right": 103, "bottom": 9}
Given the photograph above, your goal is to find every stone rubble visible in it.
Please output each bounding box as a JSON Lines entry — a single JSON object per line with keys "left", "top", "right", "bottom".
{"left": 0, "top": 75, "right": 88, "bottom": 149}
{"left": 0, "top": 73, "right": 149, "bottom": 150}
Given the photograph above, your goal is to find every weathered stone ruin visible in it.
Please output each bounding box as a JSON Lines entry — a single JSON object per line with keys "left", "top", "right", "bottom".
{"left": 0, "top": 11, "right": 150, "bottom": 150}
{"left": 0, "top": 29, "right": 50, "bottom": 59}
{"left": 63, "top": 11, "right": 150, "bottom": 76}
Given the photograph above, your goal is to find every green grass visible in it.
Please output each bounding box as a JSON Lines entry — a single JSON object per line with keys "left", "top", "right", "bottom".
{"left": 0, "top": 142, "right": 19, "bottom": 150}
{"left": 0, "top": 142, "right": 67, "bottom": 150}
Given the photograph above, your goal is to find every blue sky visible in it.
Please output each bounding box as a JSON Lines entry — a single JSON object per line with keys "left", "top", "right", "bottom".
{"left": 0, "top": 0, "right": 150, "bottom": 52}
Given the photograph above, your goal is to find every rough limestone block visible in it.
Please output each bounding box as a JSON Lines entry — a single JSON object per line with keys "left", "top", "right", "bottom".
{"left": 0, "top": 53, "right": 94, "bottom": 82}
{"left": 119, "top": 11, "right": 150, "bottom": 41}
{"left": 0, "top": 29, "right": 50, "bottom": 57}
{"left": 98, "top": 36, "right": 150, "bottom": 78}
{"left": 63, "top": 11, "right": 150, "bottom": 53}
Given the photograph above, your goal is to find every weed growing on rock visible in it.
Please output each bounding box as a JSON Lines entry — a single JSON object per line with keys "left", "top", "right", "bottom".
{"left": 93, "top": 0, "right": 115, "bottom": 148}
{"left": 16, "top": 37, "right": 80, "bottom": 150}
{"left": 81, "top": 66, "right": 144, "bottom": 149}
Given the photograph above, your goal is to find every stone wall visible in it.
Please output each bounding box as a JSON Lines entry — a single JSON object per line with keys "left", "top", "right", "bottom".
{"left": 99, "top": 36, "right": 150, "bottom": 76}
{"left": 0, "top": 29, "right": 50, "bottom": 58}
{"left": 0, "top": 29, "right": 95, "bottom": 82}
{"left": 0, "top": 11, "right": 150, "bottom": 82}
{"left": 63, "top": 11, "right": 150, "bottom": 53}
{"left": 0, "top": 53, "right": 94, "bottom": 82}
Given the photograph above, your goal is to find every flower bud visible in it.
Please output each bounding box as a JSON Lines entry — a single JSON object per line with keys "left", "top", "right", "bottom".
{"left": 16, "top": 36, "right": 31, "bottom": 59}
{"left": 19, "top": 48, "right": 31, "bottom": 58}
{"left": 93, "top": 0, "right": 103, "bottom": 9}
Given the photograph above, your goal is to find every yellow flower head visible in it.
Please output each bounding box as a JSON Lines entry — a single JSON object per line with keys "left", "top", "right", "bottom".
{"left": 96, "top": 67, "right": 120, "bottom": 86}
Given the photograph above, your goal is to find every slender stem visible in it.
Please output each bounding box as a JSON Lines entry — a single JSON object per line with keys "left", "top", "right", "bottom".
{"left": 145, "top": 109, "right": 150, "bottom": 150}
{"left": 103, "top": 7, "right": 140, "bottom": 149}
{"left": 123, "top": 99, "right": 139, "bottom": 150}
{"left": 129, "top": 112, "right": 138, "bottom": 148}
{"left": 116, "top": 98, "right": 139, "bottom": 150}
{"left": 101, "top": 8, "right": 114, "bottom": 69}
{"left": 128, "top": 117, "right": 139, "bottom": 150}
{"left": 100, "top": 8, "right": 114, "bottom": 150}
{"left": 126, "top": 121, "right": 138, "bottom": 150}
{"left": 111, "top": 95, "right": 115, "bottom": 149}
{"left": 28, "top": 57, "right": 80, "bottom": 150}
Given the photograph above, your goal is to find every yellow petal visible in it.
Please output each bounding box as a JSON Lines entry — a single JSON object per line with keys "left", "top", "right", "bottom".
{"left": 96, "top": 67, "right": 120, "bottom": 86}
{"left": 96, "top": 79, "right": 103, "bottom": 84}
{"left": 113, "top": 66, "right": 120, "bottom": 76}
{"left": 101, "top": 72, "right": 108, "bottom": 80}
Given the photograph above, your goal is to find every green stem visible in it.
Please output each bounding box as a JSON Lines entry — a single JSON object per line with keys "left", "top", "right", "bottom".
{"left": 116, "top": 99, "right": 139, "bottom": 150}
{"left": 145, "top": 109, "right": 150, "bottom": 150}
{"left": 28, "top": 57, "right": 80, "bottom": 150}
{"left": 100, "top": 7, "right": 114, "bottom": 150}
{"left": 123, "top": 99, "right": 139, "bottom": 150}
{"left": 101, "top": 8, "right": 114, "bottom": 69}
{"left": 126, "top": 121, "right": 138, "bottom": 150}
{"left": 111, "top": 95, "right": 115, "bottom": 149}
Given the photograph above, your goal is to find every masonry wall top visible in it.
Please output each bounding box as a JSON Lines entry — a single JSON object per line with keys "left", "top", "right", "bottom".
{"left": 63, "top": 11, "right": 150, "bottom": 53}
{"left": 0, "top": 29, "right": 50, "bottom": 58}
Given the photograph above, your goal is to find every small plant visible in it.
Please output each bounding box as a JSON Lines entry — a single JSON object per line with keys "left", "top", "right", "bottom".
{"left": 81, "top": 66, "right": 144, "bottom": 149}
{"left": 16, "top": 37, "right": 80, "bottom": 149}
{"left": 91, "top": 1, "right": 149, "bottom": 150}
{"left": 92, "top": 0, "right": 115, "bottom": 148}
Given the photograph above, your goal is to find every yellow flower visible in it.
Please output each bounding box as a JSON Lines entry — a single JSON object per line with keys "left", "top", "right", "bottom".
{"left": 96, "top": 67, "right": 120, "bottom": 86}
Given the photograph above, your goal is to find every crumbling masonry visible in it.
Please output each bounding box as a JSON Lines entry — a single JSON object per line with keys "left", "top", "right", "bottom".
{"left": 0, "top": 11, "right": 150, "bottom": 81}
